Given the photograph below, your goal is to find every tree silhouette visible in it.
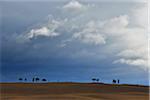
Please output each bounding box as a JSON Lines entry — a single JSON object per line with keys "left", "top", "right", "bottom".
{"left": 35, "top": 77, "right": 40, "bottom": 82}
{"left": 19, "top": 78, "right": 23, "bottom": 82}
{"left": 24, "top": 78, "right": 27, "bottom": 81}
{"left": 42, "top": 79, "right": 47, "bottom": 82}
{"left": 112, "top": 79, "right": 116, "bottom": 84}
{"left": 32, "top": 78, "right": 35, "bottom": 83}
{"left": 92, "top": 78, "right": 96, "bottom": 82}
{"left": 96, "top": 79, "right": 99, "bottom": 83}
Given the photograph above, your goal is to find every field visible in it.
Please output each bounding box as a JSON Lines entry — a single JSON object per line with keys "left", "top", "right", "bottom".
{"left": 0, "top": 83, "right": 149, "bottom": 100}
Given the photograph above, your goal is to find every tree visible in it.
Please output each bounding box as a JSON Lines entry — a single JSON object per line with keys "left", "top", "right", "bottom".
{"left": 19, "top": 78, "right": 23, "bottom": 82}
{"left": 92, "top": 78, "right": 96, "bottom": 82}
{"left": 32, "top": 78, "right": 35, "bottom": 83}
{"left": 96, "top": 79, "right": 99, "bottom": 83}
{"left": 42, "top": 79, "right": 47, "bottom": 82}
{"left": 24, "top": 78, "right": 27, "bottom": 81}
{"left": 35, "top": 77, "right": 40, "bottom": 82}
{"left": 112, "top": 79, "right": 116, "bottom": 84}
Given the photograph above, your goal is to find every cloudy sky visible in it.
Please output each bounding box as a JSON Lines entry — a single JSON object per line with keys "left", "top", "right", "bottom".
{"left": 1, "top": 0, "right": 149, "bottom": 85}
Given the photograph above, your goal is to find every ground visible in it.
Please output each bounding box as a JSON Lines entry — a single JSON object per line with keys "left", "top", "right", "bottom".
{"left": 0, "top": 83, "right": 149, "bottom": 100}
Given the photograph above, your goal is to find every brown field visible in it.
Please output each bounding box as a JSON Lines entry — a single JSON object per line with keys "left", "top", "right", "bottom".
{"left": 0, "top": 83, "right": 149, "bottom": 100}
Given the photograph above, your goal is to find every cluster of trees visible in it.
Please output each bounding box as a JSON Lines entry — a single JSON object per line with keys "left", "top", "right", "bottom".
{"left": 18, "top": 77, "right": 47, "bottom": 83}
{"left": 112, "top": 79, "right": 120, "bottom": 84}
{"left": 92, "top": 78, "right": 120, "bottom": 84}
{"left": 92, "top": 78, "right": 100, "bottom": 83}
{"left": 32, "top": 77, "right": 47, "bottom": 82}
{"left": 19, "top": 78, "right": 27, "bottom": 81}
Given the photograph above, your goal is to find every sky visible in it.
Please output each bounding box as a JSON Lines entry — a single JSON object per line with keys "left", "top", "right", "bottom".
{"left": 0, "top": 0, "right": 149, "bottom": 85}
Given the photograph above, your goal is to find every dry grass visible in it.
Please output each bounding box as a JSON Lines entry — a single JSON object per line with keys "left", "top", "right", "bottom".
{"left": 0, "top": 83, "right": 149, "bottom": 100}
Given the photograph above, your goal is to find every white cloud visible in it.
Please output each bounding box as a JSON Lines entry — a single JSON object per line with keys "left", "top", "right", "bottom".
{"left": 70, "top": 15, "right": 129, "bottom": 46}
{"left": 98, "top": 14, "right": 148, "bottom": 68}
{"left": 63, "top": 0, "right": 83, "bottom": 9}
{"left": 26, "top": 27, "right": 59, "bottom": 39}
{"left": 63, "top": 0, "right": 89, "bottom": 12}
{"left": 117, "top": 49, "right": 146, "bottom": 59}
{"left": 101, "top": 15, "right": 129, "bottom": 36}
{"left": 114, "top": 58, "right": 147, "bottom": 68}
{"left": 115, "top": 48, "right": 148, "bottom": 69}
{"left": 72, "top": 21, "right": 106, "bottom": 45}
{"left": 80, "top": 8, "right": 147, "bottom": 68}
{"left": 130, "top": 6, "right": 148, "bottom": 28}
{"left": 73, "top": 33, "right": 106, "bottom": 45}
{"left": 104, "top": 15, "right": 129, "bottom": 28}
{"left": 24, "top": 19, "right": 63, "bottom": 40}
